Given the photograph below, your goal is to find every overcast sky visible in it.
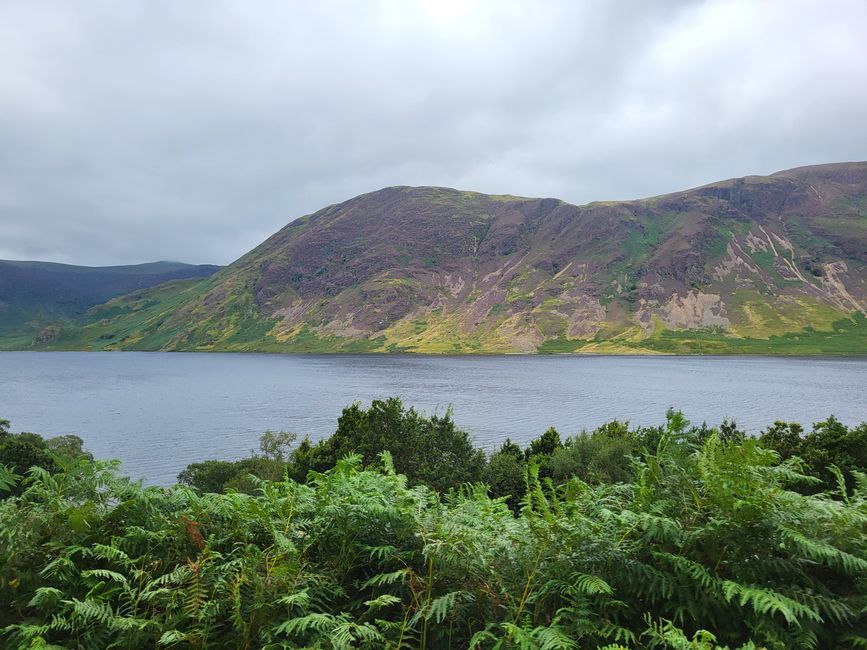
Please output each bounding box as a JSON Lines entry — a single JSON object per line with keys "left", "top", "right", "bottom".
{"left": 1, "top": 0, "right": 865, "bottom": 266}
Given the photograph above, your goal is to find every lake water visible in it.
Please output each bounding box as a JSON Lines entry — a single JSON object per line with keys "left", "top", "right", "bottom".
{"left": 1, "top": 352, "right": 865, "bottom": 485}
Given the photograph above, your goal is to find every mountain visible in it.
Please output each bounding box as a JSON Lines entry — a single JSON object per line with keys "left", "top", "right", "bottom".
{"left": 12, "top": 161, "right": 867, "bottom": 354}
{"left": 0, "top": 260, "right": 221, "bottom": 348}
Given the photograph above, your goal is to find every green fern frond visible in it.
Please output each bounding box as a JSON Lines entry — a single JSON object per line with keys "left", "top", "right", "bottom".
{"left": 364, "top": 593, "right": 402, "bottom": 610}
{"left": 570, "top": 572, "right": 615, "bottom": 596}
{"left": 157, "top": 629, "right": 188, "bottom": 646}
{"left": 27, "top": 586, "right": 64, "bottom": 608}
{"left": 361, "top": 568, "right": 410, "bottom": 588}
{"left": 721, "top": 581, "right": 821, "bottom": 625}
{"left": 81, "top": 568, "right": 129, "bottom": 586}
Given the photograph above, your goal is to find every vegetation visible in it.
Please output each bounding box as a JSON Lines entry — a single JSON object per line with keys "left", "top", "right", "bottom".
{"left": 1, "top": 402, "right": 866, "bottom": 649}
{"left": 0, "top": 260, "right": 220, "bottom": 348}
{"left": 4, "top": 163, "right": 867, "bottom": 355}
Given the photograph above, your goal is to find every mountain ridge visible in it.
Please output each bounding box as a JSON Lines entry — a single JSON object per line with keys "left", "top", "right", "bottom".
{"left": 0, "top": 260, "right": 222, "bottom": 348}
{"left": 5, "top": 161, "right": 867, "bottom": 354}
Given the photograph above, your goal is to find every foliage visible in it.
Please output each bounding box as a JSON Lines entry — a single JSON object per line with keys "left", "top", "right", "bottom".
{"left": 526, "top": 427, "right": 563, "bottom": 459}
{"left": 483, "top": 440, "right": 527, "bottom": 511}
{"left": 178, "top": 459, "right": 250, "bottom": 494}
{"left": 178, "top": 451, "right": 289, "bottom": 495}
{"left": 45, "top": 434, "right": 94, "bottom": 462}
{"left": 0, "top": 424, "right": 94, "bottom": 496}
{"left": 294, "top": 398, "right": 486, "bottom": 493}
{"left": 2, "top": 406, "right": 867, "bottom": 648}
{"left": 760, "top": 416, "right": 867, "bottom": 494}
{"left": 545, "top": 420, "right": 638, "bottom": 486}
{"left": 257, "top": 430, "right": 298, "bottom": 463}
{"left": 0, "top": 430, "right": 57, "bottom": 496}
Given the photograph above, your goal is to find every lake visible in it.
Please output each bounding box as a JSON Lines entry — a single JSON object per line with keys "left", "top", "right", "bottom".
{"left": 1, "top": 352, "right": 865, "bottom": 485}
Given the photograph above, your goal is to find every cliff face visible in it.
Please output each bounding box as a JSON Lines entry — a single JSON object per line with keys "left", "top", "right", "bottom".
{"left": 20, "top": 162, "right": 867, "bottom": 354}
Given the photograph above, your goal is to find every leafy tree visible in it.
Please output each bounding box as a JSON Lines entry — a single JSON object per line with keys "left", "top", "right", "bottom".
{"left": 178, "top": 431, "right": 295, "bottom": 493}
{"left": 759, "top": 420, "right": 804, "bottom": 460}
{"left": 0, "top": 436, "right": 56, "bottom": 495}
{"left": 803, "top": 416, "right": 867, "bottom": 493}
{"left": 45, "top": 434, "right": 93, "bottom": 461}
{"left": 295, "top": 398, "right": 485, "bottom": 492}
{"left": 716, "top": 418, "right": 746, "bottom": 444}
{"left": 256, "top": 430, "right": 297, "bottom": 462}
{"left": 760, "top": 417, "right": 867, "bottom": 494}
{"left": 525, "top": 426, "right": 562, "bottom": 459}
{"left": 546, "top": 421, "right": 639, "bottom": 486}
{"left": 497, "top": 437, "right": 523, "bottom": 461}
{"left": 178, "top": 459, "right": 242, "bottom": 493}
{"left": 484, "top": 440, "right": 527, "bottom": 510}
{"left": 14, "top": 432, "right": 46, "bottom": 448}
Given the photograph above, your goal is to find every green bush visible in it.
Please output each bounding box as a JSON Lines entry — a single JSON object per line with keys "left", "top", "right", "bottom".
{"left": 0, "top": 427, "right": 57, "bottom": 496}
{"left": 294, "top": 398, "right": 485, "bottom": 493}
{"left": 483, "top": 439, "right": 526, "bottom": 511}
{"left": 760, "top": 416, "right": 867, "bottom": 494}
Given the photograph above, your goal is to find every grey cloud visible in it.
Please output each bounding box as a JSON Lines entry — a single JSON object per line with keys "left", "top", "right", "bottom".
{"left": 0, "top": 0, "right": 865, "bottom": 265}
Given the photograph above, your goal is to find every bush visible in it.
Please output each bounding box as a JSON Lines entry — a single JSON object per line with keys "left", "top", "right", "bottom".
{"left": 483, "top": 440, "right": 526, "bottom": 511}
{"left": 760, "top": 416, "right": 867, "bottom": 494}
{"left": 0, "top": 426, "right": 57, "bottom": 496}
{"left": 294, "top": 398, "right": 485, "bottom": 493}
{"left": 177, "top": 459, "right": 243, "bottom": 493}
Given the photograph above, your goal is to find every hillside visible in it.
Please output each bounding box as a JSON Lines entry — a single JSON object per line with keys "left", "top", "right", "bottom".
{"left": 16, "top": 161, "right": 867, "bottom": 354}
{"left": 0, "top": 261, "right": 220, "bottom": 349}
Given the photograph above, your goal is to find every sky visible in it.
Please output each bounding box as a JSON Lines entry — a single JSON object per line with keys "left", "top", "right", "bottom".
{"left": 1, "top": 0, "right": 866, "bottom": 266}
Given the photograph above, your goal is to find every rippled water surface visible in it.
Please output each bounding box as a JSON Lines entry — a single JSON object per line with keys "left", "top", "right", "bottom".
{"left": 1, "top": 352, "right": 865, "bottom": 484}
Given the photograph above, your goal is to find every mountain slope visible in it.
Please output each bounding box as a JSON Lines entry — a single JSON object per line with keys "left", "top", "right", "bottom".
{"left": 21, "top": 161, "right": 867, "bottom": 354}
{"left": 0, "top": 260, "right": 221, "bottom": 348}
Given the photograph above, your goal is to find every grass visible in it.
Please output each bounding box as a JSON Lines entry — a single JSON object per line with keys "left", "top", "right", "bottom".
{"left": 704, "top": 229, "right": 732, "bottom": 261}
{"left": 728, "top": 293, "right": 843, "bottom": 339}
{"left": 537, "top": 313, "right": 867, "bottom": 356}
{"left": 622, "top": 210, "right": 679, "bottom": 261}
{"left": 635, "top": 313, "right": 867, "bottom": 355}
{"left": 14, "top": 293, "right": 867, "bottom": 356}
{"left": 536, "top": 336, "right": 587, "bottom": 353}
{"left": 750, "top": 248, "right": 776, "bottom": 273}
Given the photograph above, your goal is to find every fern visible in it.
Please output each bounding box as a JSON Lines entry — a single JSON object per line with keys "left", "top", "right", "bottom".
{"left": 0, "top": 464, "right": 20, "bottom": 493}
{"left": 721, "top": 581, "right": 821, "bottom": 625}
{"left": 2, "top": 406, "right": 865, "bottom": 649}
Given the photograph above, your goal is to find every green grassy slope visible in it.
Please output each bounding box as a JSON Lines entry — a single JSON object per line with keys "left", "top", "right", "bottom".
{"left": 0, "top": 260, "right": 221, "bottom": 346}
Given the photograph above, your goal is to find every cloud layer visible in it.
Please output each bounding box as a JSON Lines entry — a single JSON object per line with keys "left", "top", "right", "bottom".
{"left": 1, "top": 0, "right": 865, "bottom": 265}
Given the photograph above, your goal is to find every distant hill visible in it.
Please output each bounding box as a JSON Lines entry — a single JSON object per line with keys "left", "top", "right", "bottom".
{"left": 7, "top": 161, "right": 867, "bottom": 354}
{"left": 0, "top": 260, "right": 221, "bottom": 347}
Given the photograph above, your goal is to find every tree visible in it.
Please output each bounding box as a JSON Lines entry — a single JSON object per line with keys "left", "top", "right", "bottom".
{"left": 483, "top": 449, "right": 526, "bottom": 511}
{"left": 293, "top": 398, "right": 485, "bottom": 493}
{"left": 759, "top": 421, "right": 804, "bottom": 461}
{"left": 256, "top": 430, "right": 297, "bottom": 462}
{"left": 525, "top": 426, "right": 562, "bottom": 459}
{"left": 803, "top": 416, "right": 867, "bottom": 494}
{"left": 546, "top": 422, "right": 638, "bottom": 486}
{"left": 0, "top": 437, "right": 56, "bottom": 495}
{"left": 178, "top": 460, "right": 238, "bottom": 493}
{"left": 497, "top": 437, "right": 523, "bottom": 461}
{"left": 45, "top": 434, "right": 93, "bottom": 461}
{"left": 717, "top": 418, "right": 746, "bottom": 444}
